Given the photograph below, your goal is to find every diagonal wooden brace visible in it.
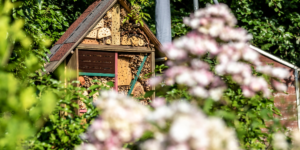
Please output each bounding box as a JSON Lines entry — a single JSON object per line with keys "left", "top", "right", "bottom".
{"left": 127, "top": 55, "right": 148, "bottom": 96}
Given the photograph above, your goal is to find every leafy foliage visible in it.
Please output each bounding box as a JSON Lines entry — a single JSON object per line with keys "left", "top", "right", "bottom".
{"left": 25, "top": 76, "right": 113, "bottom": 149}
{"left": 123, "top": 0, "right": 153, "bottom": 26}
{"left": 0, "top": 1, "right": 56, "bottom": 149}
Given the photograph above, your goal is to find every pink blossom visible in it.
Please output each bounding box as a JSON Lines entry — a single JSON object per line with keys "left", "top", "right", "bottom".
{"left": 142, "top": 101, "right": 240, "bottom": 150}
{"left": 189, "top": 86, "right": 208, "bottom": 98}
{"left": 150, "top": 3, "right": 288, "bottom": 99}
{"left": 161, "top": 43, "right": 187, "bottom": 60}
{"left": 271, "top": 68, "right": 290, "bottom": 79}
{"left": 192, "top": 69, "right": 214, "bottom": 86}
{"left": 209, "top": 87, "right": 225, "bottom": 101}
{"left": 249, "top": 77, "right": 268, "bottom": 92}
{"left": 165, "top": 66, "right": 189, "bottom": 78}
{"left": 77, "top": 90, "right": 150, "bottom": 150}
{"left": 243, "top": 47, "right": 259, "bottom": 62}
{"left": 272, "top": 80, "right": 287, "bottom": 92}
{"left": 242, "top": 86, "right": 255, "bottom": 97}
{"left": 165, "top": 78, "right": 175, "bottom": 85}
{"left": 151, "top": 98, "right": 166, "bottom": 108}
{"left": 176, "top": 71, "right": 195, "bottom": 86}
{"left": 148, "top": 76, "right": 163, "bottom": 86}
{"left": 191, "top": 59, "right": 210, "bottom": 69}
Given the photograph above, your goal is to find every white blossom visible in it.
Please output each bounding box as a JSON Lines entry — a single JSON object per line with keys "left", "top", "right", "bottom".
{"left": 273, "top": 133, "right": 288, "bottom": 150}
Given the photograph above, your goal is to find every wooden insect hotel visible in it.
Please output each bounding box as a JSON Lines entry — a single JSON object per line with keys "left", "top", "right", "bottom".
{"left": 44, "top": 0, "right": 161, "bottom": 115}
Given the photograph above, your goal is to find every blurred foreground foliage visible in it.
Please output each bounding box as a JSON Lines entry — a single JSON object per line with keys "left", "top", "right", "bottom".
{"left": 0, "top": 1, "right": 56, "bottom": 149}
{"left": 0, "top": 0, "right": 102, "bottom": 149}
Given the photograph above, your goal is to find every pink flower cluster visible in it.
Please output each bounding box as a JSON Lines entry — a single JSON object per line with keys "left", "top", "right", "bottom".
{"left": 76, "top": 90, "right": 150, "bottom": 150}
{"left": 76, "top": 91, "right": 240, "bottom": 150}
{"left": 150, "top": 4, "right": 289, "bottom": 99}
{"left": 141, "top": 101, "right": 240, "bottom": 150}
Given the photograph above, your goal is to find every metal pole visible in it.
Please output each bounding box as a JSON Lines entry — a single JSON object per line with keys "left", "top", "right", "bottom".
{"left": 213, "top": 0, "right": 219, "bottom": 4}
{"left": 295, "top": 69, "right": 300, "bottom": 130}
{"left": 193, "top": 0, "right": 199, "bottom": 11}
{"left": 155, "top": 0, "right": 172, "bottom": 44}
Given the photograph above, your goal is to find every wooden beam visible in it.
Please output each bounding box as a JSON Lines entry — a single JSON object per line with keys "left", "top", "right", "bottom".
{"left": 77, "top": 44, "right": 154, "bottom": 52}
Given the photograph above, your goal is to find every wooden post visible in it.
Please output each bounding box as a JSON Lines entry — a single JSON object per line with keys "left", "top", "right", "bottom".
{"left": 66, "top": 48, "right": 79, "bottom": 116}
{"left": 112, "top": 4, "right": 120, "bottom": 45}
{"left": 114, "top": 52, "right": 118, "bottom": 91}
{"left": 151, "top": 51, "right": 155, "bottom": 99}
{"left": 60, "top": 60, "right": 67, "bottom": 117}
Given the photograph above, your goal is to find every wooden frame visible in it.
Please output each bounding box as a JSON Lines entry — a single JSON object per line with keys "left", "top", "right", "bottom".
{"left": 77, "top": 41, "right": 155, "bottom": 102}
{"left": 77, "top": 44, "right": 154, "bottom": 53}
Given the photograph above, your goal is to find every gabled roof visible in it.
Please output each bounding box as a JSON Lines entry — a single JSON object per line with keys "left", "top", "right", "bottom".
{"left": 45, "top": 0, "right": 161, "bottom": 73}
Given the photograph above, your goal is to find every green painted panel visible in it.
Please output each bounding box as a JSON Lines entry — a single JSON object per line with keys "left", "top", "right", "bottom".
{"left": 79, "top": 72, "right": 115, "bottom": 77}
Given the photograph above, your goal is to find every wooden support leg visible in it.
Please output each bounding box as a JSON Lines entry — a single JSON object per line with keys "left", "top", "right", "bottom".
{"left": 114, "top": 52, "right": 118, "bottom": 91}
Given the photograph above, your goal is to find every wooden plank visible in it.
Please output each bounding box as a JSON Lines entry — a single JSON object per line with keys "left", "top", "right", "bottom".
{"left": 114, "top": 52, "right": 118, "bottom": 91}
{"left": 128, "top": 55, "right": 148, "bottom": 96}
{"left": 66, "top": 49, "right": 79, "bottom": 85}
{"left": 112, "top": 4, "right": 120, "bottom": 45}
{"left": 79, "top": 72, "right": 115, "bottom": 77}
{"left": 77, "top": 44, "right": 154, "bottom": 52}
{"left": 66, "top": 49, "right": 79, "bottom": 116}
{"left": 118, "top": 57, "right": 132, "bottom": 85}
{"left": 60, "top": 60, "right": 67, "bottom": 118}
{"left": 151, "top": 52, "right": 155, "bottom": 99}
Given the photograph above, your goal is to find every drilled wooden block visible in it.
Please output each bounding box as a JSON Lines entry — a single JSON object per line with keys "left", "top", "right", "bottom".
{"left": 121, "top": 35, "right": 131, "bottom": 45}
{"left": 78, "top": 50, "right": 115, "bottom": 73}
{"left": 131, "top": 81, "right": 145, "bottom": 97}
{"left": 118, "top": 57, "right": 132, "bottom": 85}
{"left": 98, "top": 27, "right": 111, "bottom": 39}
{"left": 130, "top": 36, "right": 139, "bottom": 47}
{"left": 93, "top": 19, "right": 104, "bottom": 29}
{"left": 112, "top": 4, "right": 120, "bottom": 45}
{"left": 86, "top": 30, "right": 97, "bottom": 38}
{"left": 81, "top": 39, "right": 99, "bottom": 44}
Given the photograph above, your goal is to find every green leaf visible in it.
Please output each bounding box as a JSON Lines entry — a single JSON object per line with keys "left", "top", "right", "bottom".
{"left": 277, "top": 3, "right": 282, "bottom": 9}
{"left": 62, "top": 136, "right": 69, "bottom": 143}
{"left": 144, "top": 90, "right": 154, "bottom": 98}
{"left": 106, "top": 81, "right": 114, "bottom": 87}
{"left": 88, "top": 85, "right": 100, "bottom": 90}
